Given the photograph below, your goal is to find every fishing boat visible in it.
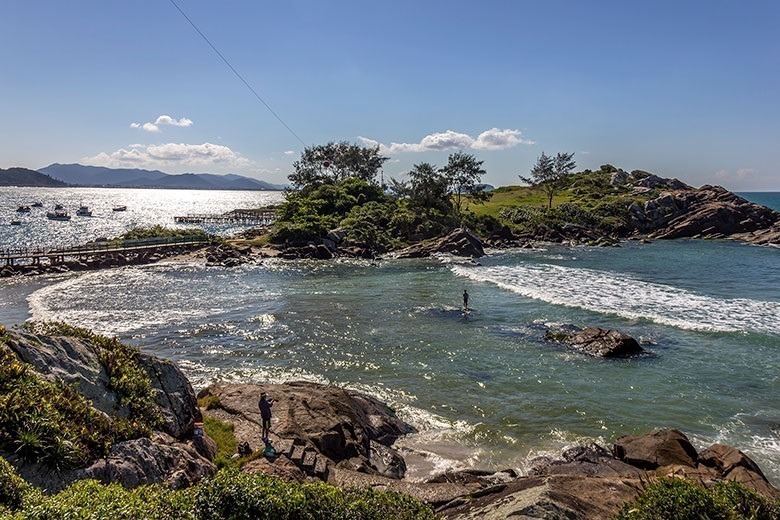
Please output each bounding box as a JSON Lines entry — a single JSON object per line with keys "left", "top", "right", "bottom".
{"left": 16, "top": 206, "right": 31, "bottom": 213}
{"left": 31, "top": 202, "right": 43, "bottom": 207}
{"left": 46, "top": 210, "right": 71, "bottom": 221}
{"left": 54, "top": 204, "right": 64, "bottom": 210}
{"left": 76, "top": 205, "right": 92, "bottom": 217}
{"left": 112, "top": 205, "right": 127, "bottom": 212}
{"left": 10, "top": 220, "right": 22, "bottom": 226}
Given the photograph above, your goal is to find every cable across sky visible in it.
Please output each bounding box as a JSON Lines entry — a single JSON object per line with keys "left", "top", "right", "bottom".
{"left": 167, "top": 0, "right": 308, "bottom": 148}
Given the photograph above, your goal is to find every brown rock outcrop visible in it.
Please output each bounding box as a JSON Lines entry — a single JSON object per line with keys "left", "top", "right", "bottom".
{"left": 198, "top": 382, "right": 415, "bottom": 481}
{"left": 396, "top": 227, "right": 485, "bottom": 258}
{"left": 613, "top": 429, "right": 699, "bottom": 469}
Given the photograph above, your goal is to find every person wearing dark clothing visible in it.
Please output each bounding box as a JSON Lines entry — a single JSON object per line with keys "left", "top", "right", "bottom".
{"left": 258, "top": 391, "right": 274, "bottom": 440}
{"left": 463, "top": 289, "right": 469, "bottom": 310}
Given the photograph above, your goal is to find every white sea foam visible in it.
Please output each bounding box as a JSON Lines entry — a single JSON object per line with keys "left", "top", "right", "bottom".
{"left": 452, "top": 263, "right": 780, "bottom": 334}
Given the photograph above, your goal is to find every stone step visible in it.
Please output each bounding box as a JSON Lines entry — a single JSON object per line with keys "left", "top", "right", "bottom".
{"left": 274, "top": 439, "right": 294, "bottom": 458}
{"left": 290, "top": 445, "right": 306, "bottom": 464}
{"left": 314, "top": 455, "right": 330, "bottom": 480}
{"left": 301, "top": 449, "right": 316, "bottom": 473}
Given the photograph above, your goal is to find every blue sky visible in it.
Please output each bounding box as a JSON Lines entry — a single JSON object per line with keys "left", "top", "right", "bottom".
{"left": 1, "top": 1, "right": 779, "bottom": 189}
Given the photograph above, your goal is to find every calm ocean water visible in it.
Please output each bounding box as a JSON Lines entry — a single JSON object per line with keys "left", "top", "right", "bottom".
{"left": 1, "top": 188, "right": 779, "bottom": 483}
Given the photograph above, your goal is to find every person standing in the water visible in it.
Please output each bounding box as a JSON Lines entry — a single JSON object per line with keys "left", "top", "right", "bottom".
{"left": 463, "top": 289, "right": 469, "bottom": 310}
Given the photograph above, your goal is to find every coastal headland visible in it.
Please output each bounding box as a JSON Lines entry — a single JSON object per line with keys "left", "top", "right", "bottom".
{"left": 1, "top": 325, "right": 778, "bottom": 518}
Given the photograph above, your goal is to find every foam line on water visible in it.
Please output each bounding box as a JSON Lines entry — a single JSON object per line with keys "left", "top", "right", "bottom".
{"left": 452, "top": 263, "right": 780, "bottom": 334}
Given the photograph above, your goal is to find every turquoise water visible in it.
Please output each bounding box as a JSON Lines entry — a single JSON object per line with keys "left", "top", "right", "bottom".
{"left": 1, "top": 189, "right": 778, "bottom": 483}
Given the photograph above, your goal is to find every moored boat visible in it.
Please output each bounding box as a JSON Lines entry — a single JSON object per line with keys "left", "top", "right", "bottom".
{"left": 10, "top": 220, "right": 22, "bottom": 226}
{"left": 54, "top": 203, "right": 64, "bottom": 210}
{"left": 76, "top": 205, "right": 92, "bottom": 217}
{"left": 16, "top": 206, "right": 31, "bottom": 213}
{"left": 46, "top": 209, "right": 71, "bottom": 221}
{"left": 112, "top": 205, "right": 127, "bottom": 212}
{"left": 31, "top": 202, "right": 43, "bottom": 207}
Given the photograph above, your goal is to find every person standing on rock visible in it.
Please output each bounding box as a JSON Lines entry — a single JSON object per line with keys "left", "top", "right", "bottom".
{"left": 258, "top": 391, "right": 274, "bottom": 441}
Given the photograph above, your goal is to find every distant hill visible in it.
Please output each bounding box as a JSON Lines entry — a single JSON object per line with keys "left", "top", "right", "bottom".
{"left": 0, "top": 167, "right": 68, "bottom": 187}
{"left": 38, "top": 163, "right": 284, "bottom": 191}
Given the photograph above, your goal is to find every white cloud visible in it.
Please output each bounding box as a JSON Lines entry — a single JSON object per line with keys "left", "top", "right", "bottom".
{"left": 358, "top": 128, "right": 533, "bottom": 154}
{"left": 283, "top": 150, "right": 295, "bottom": 155}
{"left": 715, "top": 168, "right": 754, "bottom": 180}
{"left": 83, "top": 142, "right": 250, "bottom": 169}
{"left": 131, "top": 115, "right": 193, "bottom": 133}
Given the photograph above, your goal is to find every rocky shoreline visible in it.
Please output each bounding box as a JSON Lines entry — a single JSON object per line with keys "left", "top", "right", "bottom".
{"left": 1, "top": 327, "right": 777, "bottom": 519}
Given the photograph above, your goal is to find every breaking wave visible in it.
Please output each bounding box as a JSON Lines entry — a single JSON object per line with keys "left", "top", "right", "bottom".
{"left": 452, "top": 263, "right": 780, "bottom": 334}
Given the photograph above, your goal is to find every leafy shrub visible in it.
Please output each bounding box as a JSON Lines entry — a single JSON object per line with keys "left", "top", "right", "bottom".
{"left": 0, "top": 457, "right": 30, "bottom": 513}
{"left": 615, "top": 477, "right": 779, "bottom": 520}
{"left": 117, "top": 225, "right": 212, "bottom": 242}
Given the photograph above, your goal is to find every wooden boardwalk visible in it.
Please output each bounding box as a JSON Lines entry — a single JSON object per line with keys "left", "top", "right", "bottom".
{"left": 174, "top": 209, "right": 277, "bottom": 225}
{"left": 0, "top": 235, "right": 213, "bottom": 266}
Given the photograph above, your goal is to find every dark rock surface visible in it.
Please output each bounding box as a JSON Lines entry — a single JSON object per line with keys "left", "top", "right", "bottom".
{"left": 566, "top": 327, "right": 644, "bottom": 358}
{"left": 396, "top": 227, "right": 485, "bottom": 258}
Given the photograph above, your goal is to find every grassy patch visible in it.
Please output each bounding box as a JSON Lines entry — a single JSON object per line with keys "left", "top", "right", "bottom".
{"left": 468, "top": 185, "right": 573, "bottom": 218}
{"left": 198, "top": 395, "right": 221, "bottom": 411}
{"left": 202, "top": 416, "right": 237, "bottom": 470}
{"left": 115, "top": 225, "right": 212, "bottom": 242}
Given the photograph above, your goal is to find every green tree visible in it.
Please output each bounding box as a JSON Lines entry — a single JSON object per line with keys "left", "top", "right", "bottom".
{"left": 440, "top": 152, "right": 486, "bottom": 220}
{"left": 289, "top": 141, "right": 389, "bottom": 189}
{"left": 407, "top": 162, "right": 451, "bottom": 212}
{"left": 520, "top": 152, "right": 576, "bottom": 209}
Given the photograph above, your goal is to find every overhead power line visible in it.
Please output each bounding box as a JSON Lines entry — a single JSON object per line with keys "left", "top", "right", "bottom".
{"left": 168, "top": 0, "right": 307, "bottom": 147}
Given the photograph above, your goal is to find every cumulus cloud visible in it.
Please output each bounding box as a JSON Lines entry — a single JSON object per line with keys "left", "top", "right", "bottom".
{"left": 358, "top": 128, "right": 533, "bottom": 154}
{"left": 130, "top": 115, "right": 193, "bottom": 133}
{"left": 83, "top": 142, "right": 250, "bottom": 169}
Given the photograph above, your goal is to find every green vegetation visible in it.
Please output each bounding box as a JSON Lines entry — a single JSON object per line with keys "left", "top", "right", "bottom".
{"left": 0, "top": 460, "right": 435, "bottom": 520}
{"left": 116, "top": 225, "right": 212, "bottom": 242}
{"left": 520, "top": 151, "right": 576, "bottom": 209}
{"left": 272, "top": 142, "right": 494, "bottom": 248}
{"left": 0, "top": 323, "right": 160, "bottom": 470}
{"left": 202, "top": 416, "right": 237, "bottom": 470}
{"left": 615, "top": 478, "right": 780, "bottom": 520}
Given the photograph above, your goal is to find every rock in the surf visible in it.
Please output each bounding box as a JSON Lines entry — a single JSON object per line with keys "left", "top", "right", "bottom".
{"left": 395, "top": 227, "right": 485, "bottom": 258}
{"left": 567, "top": 326, "right": 643, "bottom": 357}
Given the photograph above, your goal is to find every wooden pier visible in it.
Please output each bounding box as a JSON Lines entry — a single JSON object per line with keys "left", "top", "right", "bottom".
{"left": 174, "top": 209, "right": 277, "bottom": 225}
{"left": 0, "top": 235, "right": 213, "bottom": 267}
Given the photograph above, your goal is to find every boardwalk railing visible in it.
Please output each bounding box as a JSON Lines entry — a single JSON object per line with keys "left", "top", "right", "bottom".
{"left": 1, "top": 234, "right": 214, "bottom": 264}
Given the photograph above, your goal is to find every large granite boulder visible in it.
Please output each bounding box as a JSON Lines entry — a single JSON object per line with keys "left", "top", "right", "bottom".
{"left": 199, "top": 382, "right": 415, "bottom": 480}
{"left": 396, "top": 228, "right": 485, "bottom": 258}
{"left": 697, "top": 444, "right": 779, "bottom": 499}
{"left": 613, "top": 429, "right": 699, "bottom": 469}
{"left": 5, "top": 330, "right": 200, "bottom": 440}
{"left": 567, "top": 327, "right": 643, "bottom": 358}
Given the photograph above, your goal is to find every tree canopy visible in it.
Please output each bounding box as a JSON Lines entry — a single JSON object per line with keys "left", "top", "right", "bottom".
{"left": 439, "top": 152, "right": 486, "bottom": 219}
{"left": 288, "top": 141, "right": 389, "bottom": 189}
{"left": 520, "top": 152, "right": 576, "bottom": 209}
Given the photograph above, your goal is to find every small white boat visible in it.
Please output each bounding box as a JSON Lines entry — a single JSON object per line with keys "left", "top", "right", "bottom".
{"left": 16, "top": 206, "right": 31, "bottom": 213}
{"left": 76, "top": 205, "right": 92, "bottom": 217}
{"left": 112, "top": 205, "right": 127, "bottom": 212}
{"left": 46, "top": 210, "right": 71, "bottom": 221}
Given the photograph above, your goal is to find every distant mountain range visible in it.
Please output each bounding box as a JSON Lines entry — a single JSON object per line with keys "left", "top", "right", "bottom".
{"left": 36, "top": 163, "right": 284, "bottom": 191}
{"left": 0, "top": 167, "right": 67, "bottom": 187}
